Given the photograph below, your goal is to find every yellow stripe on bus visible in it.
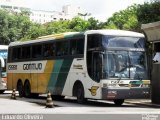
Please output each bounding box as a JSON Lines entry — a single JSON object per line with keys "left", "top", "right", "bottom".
{"left": 37, "top": 60, "right": 55, "bottom": 93}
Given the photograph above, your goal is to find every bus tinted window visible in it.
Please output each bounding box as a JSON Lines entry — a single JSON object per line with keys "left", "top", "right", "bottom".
{"left": 87, "top": 34, "right": 102, "bottom": 49}
{"left": 69, "top": 38, "right": 84, "bottom": 55}
{"left": 56, "top": 41, "right": 69, "bottom": 56}
{"left": 12, "top": 47, "right": 21, "bottom": 60}
{"left": 77, "top": 38, "right": 84, "bottom": 54}
{"left": 70, "top": 40, "right": 77, "bottom": 55}
{"left": 43, "top": 43, "right": 55, "bottom": 57}
{"left": 32, "top": 45, "right": 42, "bottom": 58}
{"left": 22, "top": 46, "right": 30, "bottom": 59}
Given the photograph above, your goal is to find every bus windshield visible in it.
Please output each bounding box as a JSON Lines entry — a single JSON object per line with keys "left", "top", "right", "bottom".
{"left": 102, "top": 36, "right": 145, "bottom": 48}
{"left": 103, "top": 50, "right": 148, "bottom": 80}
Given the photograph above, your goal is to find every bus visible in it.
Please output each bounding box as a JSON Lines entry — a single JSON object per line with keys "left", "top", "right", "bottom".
{"left": 7, "top": 30, "right": 150, "bottom": 105}
{"left": 0, "top": 45, "right": 8, "bottom": 93}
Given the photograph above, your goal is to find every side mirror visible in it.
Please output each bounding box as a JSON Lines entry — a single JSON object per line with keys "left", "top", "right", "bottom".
{"left": 0, "top": 56, "right": 5, "bottom": 68}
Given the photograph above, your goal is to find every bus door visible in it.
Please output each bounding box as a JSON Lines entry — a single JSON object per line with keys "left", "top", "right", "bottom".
{"left": 91, "top": 51, "right": 102, "bottom": 82}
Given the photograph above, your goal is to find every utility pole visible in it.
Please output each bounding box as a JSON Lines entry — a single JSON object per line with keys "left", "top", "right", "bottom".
{"left": 78, "top": 13, "right": 91, "bottom": 20}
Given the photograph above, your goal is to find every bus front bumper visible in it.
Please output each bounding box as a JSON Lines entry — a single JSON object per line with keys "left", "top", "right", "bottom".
{"left": 102, "top": 87, "right": 150, "bottom": 100}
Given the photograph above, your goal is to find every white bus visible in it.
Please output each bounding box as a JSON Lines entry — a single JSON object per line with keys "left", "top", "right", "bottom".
{"left": 7, "top": 30, "right": 150, "bottom": 105}
{"left": 0, "top": 45, "right": 8, "bottom": 93}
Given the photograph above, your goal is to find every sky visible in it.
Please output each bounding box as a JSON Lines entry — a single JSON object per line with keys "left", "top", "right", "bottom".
{"left": 23, "top": 0, "right": 146, "bottom": 21}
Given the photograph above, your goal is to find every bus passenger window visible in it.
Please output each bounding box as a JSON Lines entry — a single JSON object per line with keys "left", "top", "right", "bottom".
{"left": 12, "top": 47, "right": 21, "bottom": 60}
{"left": 22, "top": 46, "right": 30, "bottom": 59}
{"left": 32, "top": 45, "right": 42, "bottom": 58}
{"left": 44, "top": 43, "right": 55, "bottom": 57}
{"left": 77, "top": 38, "right": 84, "bottom": 54}
{"left": 56, "top": 41, "right": 69, "bottom": 56}
{"left": 70, "top": 40, "right": 77, "bottom": 55}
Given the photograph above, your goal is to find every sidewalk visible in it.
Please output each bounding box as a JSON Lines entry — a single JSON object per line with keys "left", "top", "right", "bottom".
{"left": 125, "top": 99, "right": 160, "bottom": 108}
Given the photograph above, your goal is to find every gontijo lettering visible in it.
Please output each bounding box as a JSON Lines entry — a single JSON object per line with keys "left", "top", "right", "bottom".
{"left": 23, "top": 63, "right": 42, "bottom": 70}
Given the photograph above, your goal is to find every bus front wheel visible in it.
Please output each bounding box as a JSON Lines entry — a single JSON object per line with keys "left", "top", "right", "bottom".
{"left": 17, "top": 81, "right": 24, "bottom": 97}
{"left": 24, "top": 81, "right": 31, "bottom": 98}
{"left": 113, "top": 99, "right": 124, "bottom": 106}
{"left": 77, "top": 84, "right": 86, "bottom": 104}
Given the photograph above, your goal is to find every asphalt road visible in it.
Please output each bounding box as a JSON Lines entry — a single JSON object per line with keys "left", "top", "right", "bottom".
{"left": 0, "top": 91, "right": 159, "bottom": 114}
{"left": 0, "top": 91, "right": 160, "bottom": 120}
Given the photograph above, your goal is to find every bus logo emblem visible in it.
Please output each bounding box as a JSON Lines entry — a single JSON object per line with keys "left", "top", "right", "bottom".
{"left": 89, "top": 86, "right": 99, "bottom": 96}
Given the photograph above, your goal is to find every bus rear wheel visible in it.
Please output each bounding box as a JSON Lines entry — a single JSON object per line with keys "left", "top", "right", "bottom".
{"left": 24, "top": 81, "right": 31, "bottom": 98}
{"left": 0, "top": 90, "right": 5, "bottom": 94}
{"left": 51, "top": 95, "right": 65, "bottom": 100}
{"left": 17, "top": 81, "right": 24, "bottom": 97}
{"left": 113, "top": 99, "right": 124, "bottom": 106}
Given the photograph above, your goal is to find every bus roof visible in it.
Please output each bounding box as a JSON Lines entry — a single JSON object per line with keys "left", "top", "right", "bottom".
{"left": 9, "top": 30, "right": 144, "bottom": 47}
{"left": 85, "top": 29, "right": 144, "bottom": 37}
{"left": 9, "top": 32, "right": 84, "bottom": 47}
{"left": 0, "top": 45, "right": 8, "bottom": 50}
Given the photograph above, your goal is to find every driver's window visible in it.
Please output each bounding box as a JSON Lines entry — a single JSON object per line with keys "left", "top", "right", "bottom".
{"left": 92, "top": 52, "right": 102, "bottom": 82}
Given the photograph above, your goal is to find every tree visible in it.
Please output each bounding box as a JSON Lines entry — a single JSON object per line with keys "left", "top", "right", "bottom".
{"left": 45, "top": 20, "right": 72, "bottom": 34}
{"left": 105, "top": 4, "right": 140, "bottom": 31}
{"left": 87, "top": 17, "right": 99, "bottom": 30}
{"left": 137, "top": 1, "right": 160, "bottom": 24}
{"left": 69, "top": 17, "right": 89, "bottom": 31}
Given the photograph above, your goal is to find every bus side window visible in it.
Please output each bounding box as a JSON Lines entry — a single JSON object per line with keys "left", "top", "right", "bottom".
{"left": 44, "top": 43, "right": 55, "bottom": 57}
{"left": 8, "top": 48, "right": 12, "bottom": 62}
{"left": 56, "top": 41, "right": 69, "bottom": 56}
{"left": 32, "top": 45, "right": 42, "bottom": 58}
{"left": 12, "top": 47, "right": 21, "bottom": 60}
{"left": 70, "top": 39, "right": 77, "bottom": 55}
{"left": 22, "top": 46, "right": 30, "bottom": 59}
{"left": 77, "top": 38, "right": 84, "bottom": 54}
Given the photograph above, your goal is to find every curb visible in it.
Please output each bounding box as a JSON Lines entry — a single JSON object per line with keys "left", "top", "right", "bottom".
{"left": 125, "top": 101, "right": 160, "bottom": 108}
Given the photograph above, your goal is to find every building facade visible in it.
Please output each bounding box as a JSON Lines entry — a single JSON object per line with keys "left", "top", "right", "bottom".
{"left": 0, "top": 0, "right": 82, "bottom": 24}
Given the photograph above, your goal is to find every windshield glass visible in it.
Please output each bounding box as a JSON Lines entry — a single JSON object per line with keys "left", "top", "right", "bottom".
{"left": 103, "top": 51, "right": 148, "bottom": 80}
{"left": 102, "top": 36, "right": 145, "bottom": 48}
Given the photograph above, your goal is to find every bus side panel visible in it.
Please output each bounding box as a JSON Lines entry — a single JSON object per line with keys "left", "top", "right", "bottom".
{"left": 66, "top": 58, "right": 102, "bottom": 99}
{"left": 7, "top": 73, "right": 13, "bottom": 90}
{"left": 31, "top": 73, "right": 38, "bottom": 93}
{"left": 47, "top": 59, "right": 73, "bottom": 95}
{"left": 47, "top": 60, "right": 63, "bottom": 94}
{"left": 37, "top": 60, "right": 55, "bottom": 93}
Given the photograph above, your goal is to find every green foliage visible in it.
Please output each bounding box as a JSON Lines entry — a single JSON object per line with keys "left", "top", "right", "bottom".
{"left": 68, "top": 17, "right": 89, "bottom": 31}
{"left": 105, "top": 4, "right": 139, "bottom": 31}
{"left": 137, "top": 1, "right": 160, "bottom": 24}
{"left": 45, "top": 20, "right": 72, "bottom": 34}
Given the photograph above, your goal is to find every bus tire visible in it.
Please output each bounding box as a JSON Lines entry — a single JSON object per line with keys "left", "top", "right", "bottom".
{"left": 24, "top": 81, "right": 31, "bottom": 98}
{"left": 114, "top": 99, "right": 124, "bottom": 106}
{"left": 17, "top": 80, "right": 24, "bottom": 97}
{"left": 31, "top": 93, "right": 39, "bottom": 98}
{"left": 0, "top": 90, "right": 5, "bottom": 94}
{"left": 51, "top": 95, "right": 65, "bottom": 100}
{"left": 76, "top": 83, "right": 86, "bottom": 104}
